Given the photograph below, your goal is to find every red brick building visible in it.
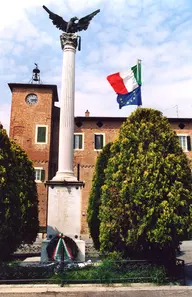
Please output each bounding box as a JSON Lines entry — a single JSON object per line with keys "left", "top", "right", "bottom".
{"left": 9, "top": 82, "right": 192, "bottom": 237}
{"left": 9, "top": 83, "right": 59, "bottom": 228}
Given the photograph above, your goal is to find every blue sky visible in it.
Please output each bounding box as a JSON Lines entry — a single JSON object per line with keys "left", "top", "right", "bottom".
{"left": 1, "top": 0, "right": 192, "bottom": 132}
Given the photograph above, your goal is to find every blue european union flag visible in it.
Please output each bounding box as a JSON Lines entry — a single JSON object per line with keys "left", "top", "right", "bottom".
{"left": 117, "top": 86, "right": 142, "bottom": 109}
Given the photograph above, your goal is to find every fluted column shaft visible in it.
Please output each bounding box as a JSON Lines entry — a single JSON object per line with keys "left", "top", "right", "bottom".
{"left": 53, "top": 33, "right": 77, "bottom": 181}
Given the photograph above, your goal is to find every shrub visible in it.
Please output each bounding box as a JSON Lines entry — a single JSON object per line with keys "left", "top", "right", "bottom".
{"left": 0, "top": 126, "right": 39, "bottom": 260}
{"left": 99, "top": 108, "right": 192, "bottom": 261}
{"left": 87, "top": 142, "right": 112, "bottom": 249}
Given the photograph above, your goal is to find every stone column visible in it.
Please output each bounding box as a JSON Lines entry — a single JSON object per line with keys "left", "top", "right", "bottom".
{"left": 43, "top": 33, "right": 85, "bottom": 262}
{"left": 53, "top": 33, "right": 78, "bottom": 181}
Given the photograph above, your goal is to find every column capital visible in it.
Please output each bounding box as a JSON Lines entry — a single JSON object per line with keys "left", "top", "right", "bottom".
{"left": 60, "top": 32, "right": 78, "bottom": 50}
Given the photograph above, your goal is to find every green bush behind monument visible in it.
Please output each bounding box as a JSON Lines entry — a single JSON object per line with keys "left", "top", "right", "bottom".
{"left": 0, "top": 125, "right": 39, "bottom": 261}
{"left": 87, "top": 142, "right": 112, "bottom": 250}
{"left": 88, "top": 108, "right": 192, "bottom": 262}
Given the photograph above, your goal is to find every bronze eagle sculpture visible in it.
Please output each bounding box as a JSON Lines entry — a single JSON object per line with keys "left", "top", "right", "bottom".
{"left": 43, "top": 5, "right": 100, "bottom": 33}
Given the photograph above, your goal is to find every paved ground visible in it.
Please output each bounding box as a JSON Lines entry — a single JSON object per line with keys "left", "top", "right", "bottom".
{"left": 1, "top": 285, "right": 192, "bottom": 296}
{"left": 177, "top": 241, "right": 192, "bottom": 285}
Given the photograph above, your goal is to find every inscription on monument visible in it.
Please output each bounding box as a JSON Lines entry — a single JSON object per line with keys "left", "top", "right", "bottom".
{"left": 48, "top": 186, "right": 81, "bottom": 238}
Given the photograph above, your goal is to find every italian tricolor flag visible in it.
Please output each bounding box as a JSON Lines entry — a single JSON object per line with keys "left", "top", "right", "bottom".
{"left": 107, "top": 61, "right": 142, "bottom": 95}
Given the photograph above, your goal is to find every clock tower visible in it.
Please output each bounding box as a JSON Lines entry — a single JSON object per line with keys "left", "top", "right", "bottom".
{"left": 9, "top": 81, "right": 59, "bottom": 229}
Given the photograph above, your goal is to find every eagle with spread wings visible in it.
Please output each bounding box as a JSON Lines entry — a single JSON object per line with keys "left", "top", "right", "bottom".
{"left": 43, "top": 5, "right": 100, "bottom": 33}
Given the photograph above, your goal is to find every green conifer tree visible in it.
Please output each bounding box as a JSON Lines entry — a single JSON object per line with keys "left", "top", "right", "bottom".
{"left": 99, "top": 109, "right": 192, "bottom": 261}
{"left": 0, "top": 125, "right": 39, "bottom": 260}
{"left": 87, "top": 142, "right": 112, "bottom": 250}
{"left": 10, "top": 141, "right": 39, "bottom": 244}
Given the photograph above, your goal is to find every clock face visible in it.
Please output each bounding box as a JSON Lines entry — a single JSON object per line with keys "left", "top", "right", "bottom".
{"left": 26, "top": 93, "right": 38, "bottom": 105}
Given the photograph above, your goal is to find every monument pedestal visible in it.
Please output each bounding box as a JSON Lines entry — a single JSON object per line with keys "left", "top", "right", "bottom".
{"left": 40, "top": 239, "right": 50, "bottom": 262}
{"left": 41, "top": 180, "right": 85, "bottom": 262}
{"left": 46, "top": 180, "right": 84, "bottom": 238}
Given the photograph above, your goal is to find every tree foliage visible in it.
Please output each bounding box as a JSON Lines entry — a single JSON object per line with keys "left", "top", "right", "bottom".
{"left": 87, "top": 142, "right": 112, "bottom": 250}
{"left": 99, "top": 108, "right": 192, "bottom": 261}
{"left": 0, "top": 126, "right": 39, "bottom": 260}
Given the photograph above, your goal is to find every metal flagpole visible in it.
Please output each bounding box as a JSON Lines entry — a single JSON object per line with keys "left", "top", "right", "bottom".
{"left": 137, "top": 59, "right": 142, "bottom": 108}
{"left": 137, "top": 59, "right": 141, "bottom": 85}
{"left": 137, "top": 59, "right": 139, "bottom": 83}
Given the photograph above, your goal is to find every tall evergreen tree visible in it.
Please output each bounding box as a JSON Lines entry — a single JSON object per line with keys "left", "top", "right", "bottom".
{"left": 87, "top": 142, "right": 112, "bottom": 250}
{"left": 99, "top": 108, "right": 192, "bottom": 261}
{"left": 0, "top": 125, "right": 39, "bottom": 260}
{"left": 10, "top": 141, "right": 39, "bottom": 244}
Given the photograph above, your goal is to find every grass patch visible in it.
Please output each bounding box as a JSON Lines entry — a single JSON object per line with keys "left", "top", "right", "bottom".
{"left": 52, "top": 259, "right": 167, "bottom": 284}
{"left": 0, "top": 259, "right": 183, "bottom": 285}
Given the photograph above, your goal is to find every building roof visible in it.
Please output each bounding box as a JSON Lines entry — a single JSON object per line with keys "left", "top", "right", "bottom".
{"left": 75, "top": 116, "right": 127, "bottom": 121}
{"left": 168, "top": 117, "right": 192, "bottom": 122}
{"left": 75, "top": 116, "right": 192, "bottom": 122}
{"left": 8, "top": 83, "right": 59, "bottom": 102}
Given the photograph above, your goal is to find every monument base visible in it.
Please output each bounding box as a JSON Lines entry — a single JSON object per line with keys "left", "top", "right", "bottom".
{"left": 41, "top": 179, "right": 85, "bottom": 262}
{"left": 46, "top": 180, "right": 84, "bottom": 239}
{"left": 40, "top": 239, "right": 50, "bottom": 263}
{"left": 75, "top": 239, "right": 86, "bottom": 262}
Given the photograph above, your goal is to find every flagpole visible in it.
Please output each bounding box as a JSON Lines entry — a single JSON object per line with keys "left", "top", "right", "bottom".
{"left": 137, "top": 59, "right": 139, "bottom": 84}
{"left": 137, "top": 59, "right": 141, "bottom": 85}
{"left": 137, "top": 59, "right": 142, "bottom": 108}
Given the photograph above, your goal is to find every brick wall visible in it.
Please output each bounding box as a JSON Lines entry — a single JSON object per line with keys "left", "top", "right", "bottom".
{"left": 9, "top": 84, "right": 57, "bottom": 227}
{"left": 74, "top": 118, "right": 125, "bottom": 235}
{"left": 170, "top": 119, "right": 192, "bottom": 160}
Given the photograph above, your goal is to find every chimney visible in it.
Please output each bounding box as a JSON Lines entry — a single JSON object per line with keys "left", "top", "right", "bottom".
{"left": 85, "top": 110, "right": 90, "bottom": 117}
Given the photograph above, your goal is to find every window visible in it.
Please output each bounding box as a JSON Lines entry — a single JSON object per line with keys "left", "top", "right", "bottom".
{"left": 74, "top": 133, "right": 83, "bottom": 150}
{"left": 34, "top": 168, "right": 45, "bottom": 182}
{"left": 36, "top": 125, "right": 48, "bottom": 144}
{"left": 177, "top": 135, "right": 191, "bottom": 152}
{"left": 94, "top": 134, "right": 104, "bottom": 150}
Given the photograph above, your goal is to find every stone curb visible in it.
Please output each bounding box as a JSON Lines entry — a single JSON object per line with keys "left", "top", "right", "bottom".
{"left": 0, "top": 284, "right": 191, "bottom": 293}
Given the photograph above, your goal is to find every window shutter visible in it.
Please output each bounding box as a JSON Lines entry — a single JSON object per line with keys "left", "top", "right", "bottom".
{"left": 35, "top": 169, "right": 41, "bottom": 181}
{"left": 74, "top": 135, "right": 83, "bottom": 149}
{"left": 34, "top": 169, "right": 37, "bottom": 180}
{"left": 41, "top": 169, "right": 45, "bottom": 182}
{"left": 94, "top": 135, "right": 97, "bottom": 149}
{"left": 37, "top": 127, "right": 46, "bottom": 143}
{"left": 95, "top": 135, "right": 103, "bottom": 149}
{"left": 187, "top": 136, "right": 191, "bottom": 151}
{"left": 95, "top": 135, "right": 99, "bottom": 149}
{"left": 100, "top": 135, "right": 103, "bottom": 148}
{"left": 79, "top": 135, "right": 82, "bottom": 149}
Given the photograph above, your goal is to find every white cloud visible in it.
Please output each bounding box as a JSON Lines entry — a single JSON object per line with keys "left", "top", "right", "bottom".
{"left": 0, "top": 0, "right": 53, "bottom": 28}
{"left": 0, "top": 104, "right": 11, "bottom": 133}
{"left": 75, "top": 90, "right": 136, "bottom": 118}
{"left": 66, "top": 0, "right": 103, "bottom": 13}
